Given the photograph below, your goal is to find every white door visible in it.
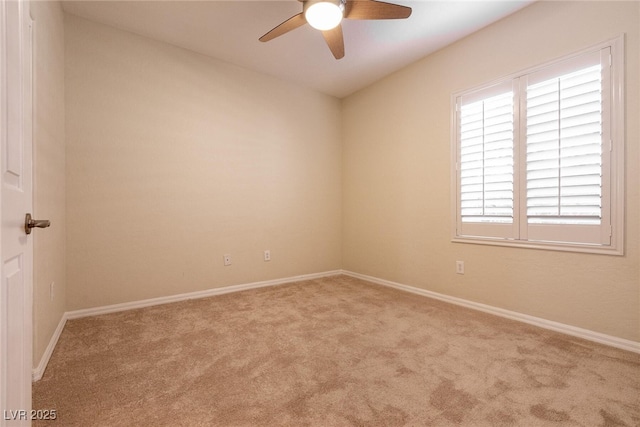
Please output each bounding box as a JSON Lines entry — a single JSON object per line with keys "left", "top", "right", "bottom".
{"left": 1, "top": 0, "right": 33, "bottom": 426}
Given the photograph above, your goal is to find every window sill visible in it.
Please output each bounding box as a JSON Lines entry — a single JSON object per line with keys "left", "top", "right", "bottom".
{"left": 452, "top": 236, "right": 623, "bottom": 256}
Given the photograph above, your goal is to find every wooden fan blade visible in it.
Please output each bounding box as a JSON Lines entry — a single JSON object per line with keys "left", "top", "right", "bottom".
{"left": 259, "top": 13, "right": 307, "bottom": 42}
{"left": 322, "top": 25, "right": 345, "bottom": 60}
{"left": 345, "top": 0, "right": 412, "bottom": 20}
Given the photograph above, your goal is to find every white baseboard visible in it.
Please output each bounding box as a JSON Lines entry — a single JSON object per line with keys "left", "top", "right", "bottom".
{"left": 342, "top": 270, "right": 640, "bottom": 354}
{"left": 32, "top": 313, "right": 67, "bottom": 382}
{"left": 65, "top": 270, "right": 342, "bottom": 320}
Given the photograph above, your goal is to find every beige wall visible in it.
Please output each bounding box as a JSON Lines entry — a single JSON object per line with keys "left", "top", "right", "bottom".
{"left": 342, "top": 1, "right": 640, "bottom": 342}
{"left": 31, "top": 1, "right": 66, "bottom": 368}
{"left": 64, "top": 15, "right": 342, "bottom": 310}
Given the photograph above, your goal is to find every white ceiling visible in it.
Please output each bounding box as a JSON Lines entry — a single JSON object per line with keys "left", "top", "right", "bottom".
{"left": 61, "top": 0, "right": 535, "bottom": 98}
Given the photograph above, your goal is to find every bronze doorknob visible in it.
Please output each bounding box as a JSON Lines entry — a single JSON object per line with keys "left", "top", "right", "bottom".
{"left": 25, "top": 213, "right": 50, "bottom": 235}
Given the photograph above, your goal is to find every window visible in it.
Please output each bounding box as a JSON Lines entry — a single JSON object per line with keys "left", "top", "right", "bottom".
{"left": 452, "top": 37, "right": 624, "bottom": 254}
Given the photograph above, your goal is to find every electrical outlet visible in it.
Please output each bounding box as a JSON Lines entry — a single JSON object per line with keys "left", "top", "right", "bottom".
{"left": 456, "top": 261, "right": 464, "bottom": 275}
{"left": 264, "top": 250, "right": 271, "bottom": 262}
{"left": 50, "top": 282, "right": 55, "bottom": 301}
{"left": 223, "top": 254, "right": 232, "bottom": 266}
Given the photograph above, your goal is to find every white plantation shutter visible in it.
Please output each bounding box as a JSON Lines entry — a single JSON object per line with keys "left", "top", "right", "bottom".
{"left": 526, "top": 64, "right": 602, "bottom": 224}
{"left": 523, "top": 49, "right": 610, "bottom": 245}
{"left": 457, "top": 81, "right": 518, "bottom": 239}
{"left": 460, "top": 92, "right": 514, "bottom": 222}
{"left": 453, "top": 42, "right": 620, "bottom": 250}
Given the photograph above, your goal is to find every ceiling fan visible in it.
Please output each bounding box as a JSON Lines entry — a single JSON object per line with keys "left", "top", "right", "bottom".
{"left": 259, "top": 0, "right": 412, "bottom": 60}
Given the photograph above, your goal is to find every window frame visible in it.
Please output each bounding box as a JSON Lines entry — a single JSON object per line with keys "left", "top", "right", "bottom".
{"left": 450, "top": 36, "right": 625, "bottom": 255}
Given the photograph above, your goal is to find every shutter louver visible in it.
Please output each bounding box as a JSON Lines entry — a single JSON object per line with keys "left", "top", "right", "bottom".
{"left": 460, "top": 92, "right": 514, "bottom": 223}
{"left": 526, "top": 64, "right": 602, "bottom": 225}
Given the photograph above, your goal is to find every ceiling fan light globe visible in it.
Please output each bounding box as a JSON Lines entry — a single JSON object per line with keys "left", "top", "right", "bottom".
{"left": 305, "top": 2, "right": 343, "bottom": 31}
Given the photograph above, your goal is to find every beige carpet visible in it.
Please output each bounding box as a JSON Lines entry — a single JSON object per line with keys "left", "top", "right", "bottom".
{"left": 33, "top": 275, "right": 639, "bottom": 426}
